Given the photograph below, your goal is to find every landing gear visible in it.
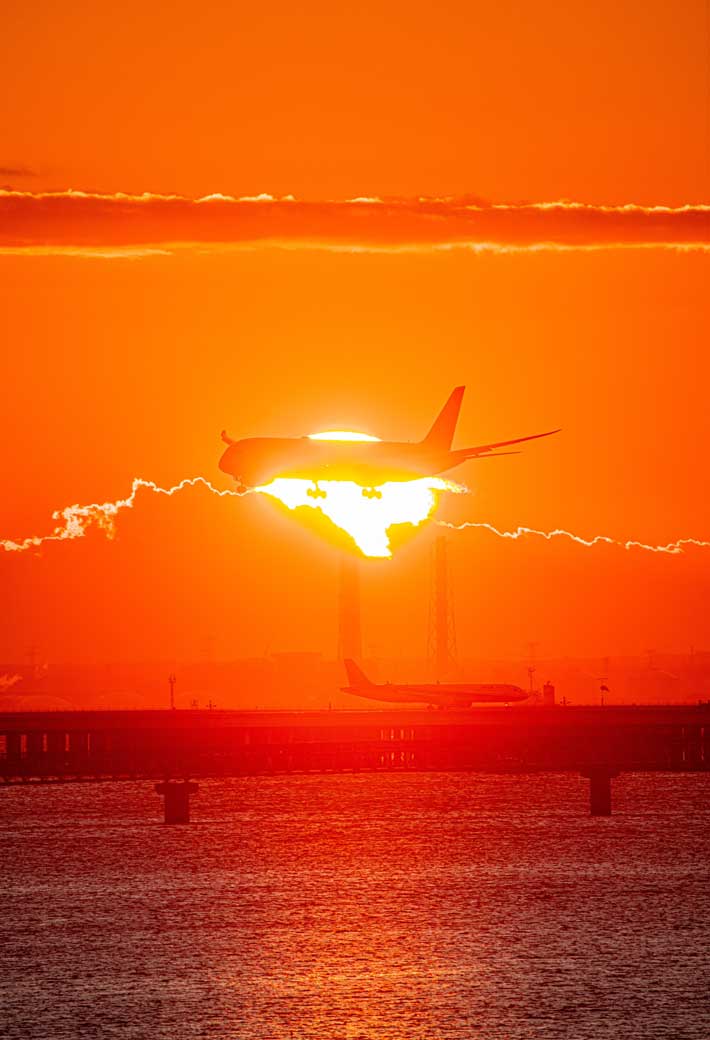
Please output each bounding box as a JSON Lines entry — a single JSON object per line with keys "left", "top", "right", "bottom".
{"left": 307, "top": 482, "right": 327, "bottom": 500}
{"left": 362, "top": 487, "right": 382, "bottom": 499}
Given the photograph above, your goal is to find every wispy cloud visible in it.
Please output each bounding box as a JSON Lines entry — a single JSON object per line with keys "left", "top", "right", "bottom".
{"left": 0, "top": 165, "right": 36, "bottom": 178}
{"left": 3, "top": 471, "right": 709, "bottom": 559}
{"left": 1, "top": 190, "right": 708, "bottom": 255}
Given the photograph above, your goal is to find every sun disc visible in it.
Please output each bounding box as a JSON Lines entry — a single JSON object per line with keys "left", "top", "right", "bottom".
{"left": 307, "top": 431, "right": 380, "bottom": 442}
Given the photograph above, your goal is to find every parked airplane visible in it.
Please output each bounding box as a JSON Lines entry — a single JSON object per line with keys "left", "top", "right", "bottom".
{"left": 342, "top": 659, "right": 528, "bottom": 708}
{"left": 219, "top": 386, "right": 558, "bottom": 496}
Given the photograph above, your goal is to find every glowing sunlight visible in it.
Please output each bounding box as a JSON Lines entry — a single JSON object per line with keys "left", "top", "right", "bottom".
{"left": 256, "top": 476, "right": 459, "bottom": 557}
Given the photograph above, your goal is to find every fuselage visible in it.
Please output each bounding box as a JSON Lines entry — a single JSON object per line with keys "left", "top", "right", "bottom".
{"left": 219, "top": 436, "right": 458, "bottom": 489}
{"left": 342, "top": 681, "right": 528, "bottom": 708}
{"left": 219, "top": 385, "right": 559, "bottom": 490}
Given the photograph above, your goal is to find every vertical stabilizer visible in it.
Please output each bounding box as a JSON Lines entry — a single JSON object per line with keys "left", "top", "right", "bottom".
{"left": 344, "top": 659, "right": 373, "bottom": 688}
{"left": 422, "top": 386, "right": 465, "bottom": 449}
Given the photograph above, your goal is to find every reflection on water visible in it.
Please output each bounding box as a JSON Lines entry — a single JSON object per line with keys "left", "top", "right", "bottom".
{"left": 1, "top": 773, "right": 708, "bottom": 1039}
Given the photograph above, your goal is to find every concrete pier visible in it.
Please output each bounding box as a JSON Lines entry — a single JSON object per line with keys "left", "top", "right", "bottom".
{"left": 154, "top": 780, "right": 199, "bottom": 824}
{"left": 582, "top": 767, "right": 619, "bottom": 816}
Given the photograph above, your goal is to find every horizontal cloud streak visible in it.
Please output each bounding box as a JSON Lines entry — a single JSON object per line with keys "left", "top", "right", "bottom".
{"left": 0, "top": 190, "right": 708, "bottom": 254}
{"left": 0, "top": 165, "right": 36, "bottom": 178}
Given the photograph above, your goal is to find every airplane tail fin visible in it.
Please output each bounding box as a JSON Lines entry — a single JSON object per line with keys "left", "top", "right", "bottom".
{"left": 344, "top": 659, "right": 373, "bottom": 688}
{"left": 422, "top": 386, "right": 465, "bottom": 450}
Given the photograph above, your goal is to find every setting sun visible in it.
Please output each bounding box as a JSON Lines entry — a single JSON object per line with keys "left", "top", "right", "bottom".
{"left": 256, "top": 475, "right": 459, "bottom": 557}
{"left": 307, "top": 431, "right": 380, "bottom": 442}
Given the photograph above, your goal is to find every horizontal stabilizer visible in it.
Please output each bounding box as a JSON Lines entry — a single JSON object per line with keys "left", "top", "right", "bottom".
{"left": 461, "top": 428, "right": 560, "bottom": 458}
{"left": 459, "top": 449, "right": 521, "bottom": 460}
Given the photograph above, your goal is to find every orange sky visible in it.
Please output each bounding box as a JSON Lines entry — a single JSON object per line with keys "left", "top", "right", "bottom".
{"left": 3, "top": 0, "right": 709, "bottom": 203}
{"left": 1, "top": 0, "right": 709, "bottom": 673}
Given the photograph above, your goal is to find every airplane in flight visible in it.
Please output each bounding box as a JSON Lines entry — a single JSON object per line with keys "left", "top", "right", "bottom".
{"left": 342, "top": 659, "right": 529, "bottom": 708}
{"left": 219, "top": 385, "right": 558, "bottom": 496}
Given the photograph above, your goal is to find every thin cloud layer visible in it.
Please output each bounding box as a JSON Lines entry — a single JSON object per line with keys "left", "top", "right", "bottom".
{"left": 1, "top": 190, "right": 708, "bottom": 254}
{"left": 0, "top": 164, "right": 36, "bottom": 178}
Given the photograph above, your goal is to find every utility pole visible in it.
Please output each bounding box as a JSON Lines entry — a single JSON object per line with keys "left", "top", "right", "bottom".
{"left": 168, "top": 673, "right": 176, "bottom": 710}
{"left": 527, "top": 641, "right": 538, "bottom": 694}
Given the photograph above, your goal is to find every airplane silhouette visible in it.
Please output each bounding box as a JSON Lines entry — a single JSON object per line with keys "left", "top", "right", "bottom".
{"left": 219, "top": 386, "right": 559, "bottom": 496}
{"left": 342, "top": 659, "right": 528, "bottom": 707}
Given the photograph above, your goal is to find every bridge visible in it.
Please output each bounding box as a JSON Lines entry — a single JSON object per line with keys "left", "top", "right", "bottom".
{"left": 1, "top": 704, "right": 708, "bottom": 820}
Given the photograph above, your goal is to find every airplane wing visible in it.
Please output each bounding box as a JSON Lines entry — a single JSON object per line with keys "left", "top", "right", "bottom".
{"left": 460, "top": 428, "right": 560, "bottom": 458}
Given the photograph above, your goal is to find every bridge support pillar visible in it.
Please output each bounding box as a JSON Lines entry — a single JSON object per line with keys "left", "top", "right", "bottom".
{"left": 155, "top": 780, "right": 199, "bottom": 824}
{"left": 581, "top": 767, "right": 619, "bottom": 816}
{"left": 27, "top": 732, "right": 43, "bottom": 755}
{"left": 6, "top": 732, "right": 22, "bottom": 758}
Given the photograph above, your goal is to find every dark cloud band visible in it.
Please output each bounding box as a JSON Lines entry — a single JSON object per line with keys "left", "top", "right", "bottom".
{"left": 1, "top": 191, "right": 708, "bottom": 252}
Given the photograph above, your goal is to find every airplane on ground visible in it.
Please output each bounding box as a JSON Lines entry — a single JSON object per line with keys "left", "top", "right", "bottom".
{"left": 219, "top": 385, "right": 558, "bottom": 497}
{"left": 342, "top": 659, "right": 528, "bottom": 708}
